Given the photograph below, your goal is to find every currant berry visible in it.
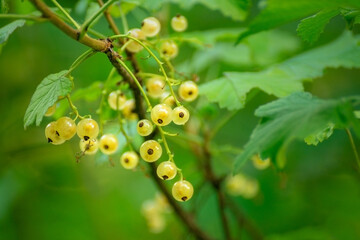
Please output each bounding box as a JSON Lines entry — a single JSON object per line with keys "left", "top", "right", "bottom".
{"left": 161, "top": 93, "right": 176, "bottom": 107}
{"left": 146, "top": 77, "right": 165, "bottom": 98}
{"left": 120, "top": 151, "right": 139, "bottom": 169}
{"left": 171, "top": 14, "right": 188, "bottom": 32}
{"left": 44, "top": 104, "right": 56, "bottom": 117}
{"left": 56, "top": 116, "right": 76, "bottom": 140}
{"left": 108, "top": 90, "right": 127, "bottom": 110}
{"left": 76, "top": 118, "right": 99, "bottom": 141}
{"left": 79, "top": 139, "right": 99, "bottom": 155}
{"left": 99, "top": 134, "right": 119, "bottom": 155}
{"left": 172, "top": 180, "right": 194, "bottom": 202}
{"left": 151, "top": 104, "right": 172, "bottom": 126}
{"left": 252, "top": 155, "right": 271, "bottom": 170}
{"left": 45, "top": 121, "right": 65, "bottom": 145}
{"left": 140, "top": 140, "right": 162, "bottom": 162}
{"left": 122, "top": 99, "right": 136, "bottom": 118}
{"left": 141, "top": 17, "right": 161, "bottom": 37}
{"left": 178, "top": 81, "right": 198, "bottom": 102}
{"left": 137, "top": 119, "right": 153, "bottom": 136}
{"left": 126, "top": 28, "right": 146, "bottom": 53}
{"left": 157, "top": 161, "right": 177, "bottom": 180}
{"left": 160, "top": 41, "right": 178, "bottom": 59}
{"left": 172, "top": 106, "right": 190, "bottom": 125}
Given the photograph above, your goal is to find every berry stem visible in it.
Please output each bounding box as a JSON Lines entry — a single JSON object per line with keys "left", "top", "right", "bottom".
{"left": 158, "top": 126, "right": 174, "bottom": 162}
{"left": 116, "top": 58, "right": 152, "bottom": 110}
{"left": 0, "top": 13, "right": 47, "bottom": 21}
{"left": 50, "top": 0, "right": 80, "bottom": 28}
{"left": 66, "top": 94, "right": 84, "bottom": 120}
{"left": 67, "top": 49, "right": 97, "bottom": 76}
{"left": 109, "top": 34, "right": 182, "bottom": 106}
{"left": 118, "top": 114, "right": 134, "bottom": 151}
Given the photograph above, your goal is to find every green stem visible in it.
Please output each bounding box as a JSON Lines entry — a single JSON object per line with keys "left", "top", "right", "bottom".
{"left": 109, "top": 34, "right": 181, "bottom": 106}
{"left": 0, "top": 14, "right": 46, "bottom": 21}
{"left": 118, "top": 3, "right": 128, "bottom": 33}
{"left": 158, "top": 127, "right": 173, "bottom": 162}
{"left": 115, "top": 58, "right": 152, "bottom": 110}
{"left": 66, "top": 95, "right": 83, "bottom": 120}
{"left": 51, "top": 0, "right": 80, "bottom": 28}
{"left": 67, "top": 49, "right": 96, "bottom": 75}
{"left": 118, "top": 112, "right": 133, "bottom": 151}
{"left": 79, "top": 0, "right": 117, "bottom": 39}
{"left": 209, "top": 110, "right": 238, "bottom": 140}
{"left": 346, "top": 128, "right": 360, "bottom": 170}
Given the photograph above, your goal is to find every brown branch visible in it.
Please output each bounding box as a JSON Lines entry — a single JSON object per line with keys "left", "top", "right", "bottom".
{"left": 28, "top": 1, "right": 211, "bottom": 239}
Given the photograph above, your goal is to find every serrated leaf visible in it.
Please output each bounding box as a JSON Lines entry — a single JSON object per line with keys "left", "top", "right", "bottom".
{"left": 304, "top": 123, "right": 334, "bottom": 146}
{"left": 233, "top": 92, "right": 360, "bottom": 173}
{"left": 0, "top": 20, "right": 26, "bottom": 44}
{"left": 297, "top": 8, "right": 340, "bottom": 43}
{"left": 200, "top": 31, "right": 360, "bottom": 110}
{"left": 24, "top": 70, "right": 72, "bottom": 129}
{"left": 236, "top": 0, "right": 360, "bottom": 43}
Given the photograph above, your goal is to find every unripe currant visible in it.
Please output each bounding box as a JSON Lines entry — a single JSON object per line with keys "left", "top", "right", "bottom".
{"left": 172, "top": 106, "right": 190, "bottom": 125}
{"left": 178, "top": 81, "right": 198, "bottom": 102}
{"left": 160, "top": 41, "right": 178, "bottom": 59}
{"left": 140, "top": 140, "right": 162, "bottom": 162}
{"left": 56, "top": 116, "right": 76, "bottom": 140}
{"left": 99, "top": 134, "right": 119, "bottom": 155}
{"left": 122, "top": 99, "right": 136, "bottom": 118}
{"left": 76, "top": 118, "right": 99, "bottom": 141}
{"left": 172, "top": 180, "right": 194, "bottom": 202}
{"left": 146, "top": 77, "right": 165, "bottom": 98}
{"left": 141, "top": 17, "right": 161, "bottom": 37}
{"left": 137, "top": 119, "right": 153, "bottom": 136}
{"left": 108, "top": 90, "right": 127, "bottom": 110}
{"left": 44, "top": 104, "right": 56, "bottom": 117}
{"left": 45, "top": 121, "right": 65, "bottom": 145}
{"left": 157, "top": 161, "right": 177, "bottom": 180}
{"left": 79, "top": 139, "right": 99, "bottom": 155}
{"left": 126, "top": 28, "right": 146, "bottom": 53}
{"left": 120, "top": 151, "right": 139, "bottom": 169}
{"left": 161, "top": 93, "right": 176, "bottom": 107}
{"left": 171, "top": 14, "right": 188, "bottom": 32}
{"left": 151, "top": 104, "right": 172, "bottom": 126}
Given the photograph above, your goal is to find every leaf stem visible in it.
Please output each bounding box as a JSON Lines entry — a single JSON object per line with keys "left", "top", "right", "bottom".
{"left": 66, "top": 94, "right": 83, "bottom": 120}
{"left": 67, "top": 49, "right": 97, "bottom": 75}
{"left": 50, "top": 0, "right": 80, "bottom": 28}
{"left": 346, "top": 128, "right": 360, "bottom": 170}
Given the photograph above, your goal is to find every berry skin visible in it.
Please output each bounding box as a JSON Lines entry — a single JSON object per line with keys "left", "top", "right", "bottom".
{"left": 137, "top": 119, "right": 153, "bottom": 136}
{"left": 45, "top": 121, "right": 65, "bottom": 145}
{"left": 122, "top": 99, "right": 136, "bottom": 118}
{"left": 140, "top": 140, "right": 162, "bottom": 162}
{"left": 99, "top": 134, "right": 119, "bottom": 155}
{"left": 172, "top": 180, "right": 194, "bottom": 202}
{"left": 161, "top": 93, "right": 176, "bottom": 107}
{"left": 56, "top": 116, "right": 76, "bottom": 140}
{"left": 160, "top": 41, "right": 178, "bottom": 59}
{"left": 77, "top": 118, "right": 99, "bottom": 141}
{"left": 79, "top": 139, "right": 99, "bottom": 155}
{"left": 171, "top": 14, "right": 188, "bottom": 32}
{"left": 151, "top": 104, "right": 173, "bottom": 126}
{"left": 126, "top": 28, "right": 146, "bottom": 53}
{"left": 44, "top": 104, "right": 56, "bottom": 117}
{"left": 252, "top": 155, "right": 271, "bottom": 170}
{"left": 141, "top": 17, "right": 161, "bottom": 37}
{"left": 108, "top": 90, "right": 127, "bottom": 110}
{"left": 157, "top": 161, "right": 177, "bottom": 180}
{"left": 146, "top": 77, "right": 165, "bottom": 98}
{"left": 178, "top": 81, "right": 198, "bottom": 102}
{"left": 120, "top": 151, "right": 139, "bottom": 169}
{"left": 172, "top": 106, "right": 190, "bottom": 125}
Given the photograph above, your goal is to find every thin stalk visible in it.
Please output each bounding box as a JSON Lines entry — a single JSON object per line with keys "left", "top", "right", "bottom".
{"left": 116, "top": 58, "right": 152, "bottom": 110}
{"left": 346, "top": 128, "right": 360, "bottom": 170}
{"left": 66, "top": 95, "right": 83, "bottom": 120}
{"left": 0, "top": 14, "right": 46, "bottom": 21}
{"left": 138, "top": 72, "right": 180, "bottom": 84}
{"left": 109, "top": 34, "right": 181, "bottom": 106}
{"left": 158, "top": 127, "right": 174, "bottom": 162}
{"left": 67, "top": 49, "right": 97, "bottom": 75}
{"left": 118, "top": 113, "right": 133, "bottom": 151}
{"left": 51, "top": 0, "right": 80, "bottom": 28}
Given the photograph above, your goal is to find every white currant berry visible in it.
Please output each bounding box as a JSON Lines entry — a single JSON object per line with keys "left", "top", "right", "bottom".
{"left": 140, "top": 140, "right": 162, "bottom": 162}
{"left": 178, "top": 81, "right": 198, "bottom": 102}
{"left": 160, "top": 41, "right": 178, "bottom": 59}
{"left": 126, "top": 28, "right": 146, "bottom": 53}
{"left": 79, "top": 139, "right": 99, "bottom": 155}
{"left": 151, "top": 104, "right": 172, "bottom": 126}
{"left": 44, "top": 104, "right": 56, "bottom": 117}
{"left": 122, "top": 99, "right": 136, "bottom": 118}
{"left": 120, "top": 151, "right": 139, "bottom": 169}
{"left": 252, "top": 155, "right": 271, "bottom": 170}
{"left": 77, "top": 118, "right": 99, "bottom": 141}
{"left": 171, "top": 14, "right": 188, "bottom": 32}
{"left": 242, "top": 179, "right": 259, "bottom": 199}
{"left": 99, "top": 134, "right": 118, "bottom": 155}
{"left": 45, "top": 121, "right": 65, "bottom": 145}
{"left": 172, "top": 106, "right": 190, "bottom": 125}
{"left": 161, "top": 92, "right": 176, "bottom": 107}
{"left": 157, "top": 161, "right": 177, "bottom": 180}
{"left": 56, "top": 116, "right": 76, "bottom": 140}
{"left": 146, "top": 77, "right": 165, "bottom": 98}
{"left": 141, "top": 17, "right": 161, "bottom": 37}
{"left": 172, "top": 180, "right": 194, "bottom": 202}
{"left": 108, "top": 90, "right": 127, "bottom": 110}
{"left": 137, "top": 119, "right": 153, "bottom": 136}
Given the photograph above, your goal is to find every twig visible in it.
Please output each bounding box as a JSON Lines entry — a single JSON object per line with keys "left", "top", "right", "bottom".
{"left": 51, "top": 0, "right": 80, "bottom": 28}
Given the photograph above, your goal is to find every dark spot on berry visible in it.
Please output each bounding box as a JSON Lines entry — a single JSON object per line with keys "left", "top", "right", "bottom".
{"left": 181, "top": 196, "right": 188, "bottom": 201}
{"left": 162, "top": 175, "right": 169, "bottom": 180}
{"left": 157, "top": 119, "right": 163, "bottom": 124}
{"left": 188, "top": 91, "right": 193, "bottom": 95}
{"left": 55, "top": 131, "right": 60, "bottom": 136}
{"left": 104, "top": 144, "right": 109, "bottom": 149}
{"left": 145, "top": 87, "right": 148, "bottom": 91}
{"left": 176, "top": 13, "right": 181, "bottom": 18}
{"left": 48, "top": 138, "right": 53, "bottom": 143}
{"left": 147, "top": 148, "right": 154, "bottom": 155}
{"left": 124, "top": 158, "right": 129, "bottom": 163}
{"left": 120, "top": 93, "right": 124, "bottom": 97}
{"left": 163, "top": 50, "right": 167, "bottom": 54}
{"left": 84, "top": 136, "right": 90, "bottom": 141}
{"left": 139, "top": 122, "right": 144, "bottom": 127}
{"left": 141, "top": 21, "right": 144, "bottom": 27}
{"left": 179, "top": 112, "right": 184, "bottom": 118}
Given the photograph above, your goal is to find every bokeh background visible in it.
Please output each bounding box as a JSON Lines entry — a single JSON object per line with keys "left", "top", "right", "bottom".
{"left": 1, "top": 0, "right": 360, "bottom": 239}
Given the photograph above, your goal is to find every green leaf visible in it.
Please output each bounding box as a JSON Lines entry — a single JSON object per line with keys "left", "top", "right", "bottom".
{"left": 236, "top": 0, "right": 360, "bottom": 43}
{"left": 24, "top": 70, "right": 72, "bottom": 129}
{"left": 297, "top": 8, "right": 340, "bottom": 43}
{"left": 200, "top": 31, "right": 360, "bottom": 110}
{"left": 0, "top": 0, "right": 9, "bottom": 13}
{"left": 304, "top": 123, "right": 334, "bottom": 146}
{"left": 233, "top": 92, "right": 360, "bottom": 173}
{"left": 0, "top": 20, "right": 26, "bottom": 44}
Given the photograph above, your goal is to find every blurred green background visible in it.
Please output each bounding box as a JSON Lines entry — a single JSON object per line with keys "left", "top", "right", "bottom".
{"left": 1, "top": 0, "right": 360, "bottom": 239}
